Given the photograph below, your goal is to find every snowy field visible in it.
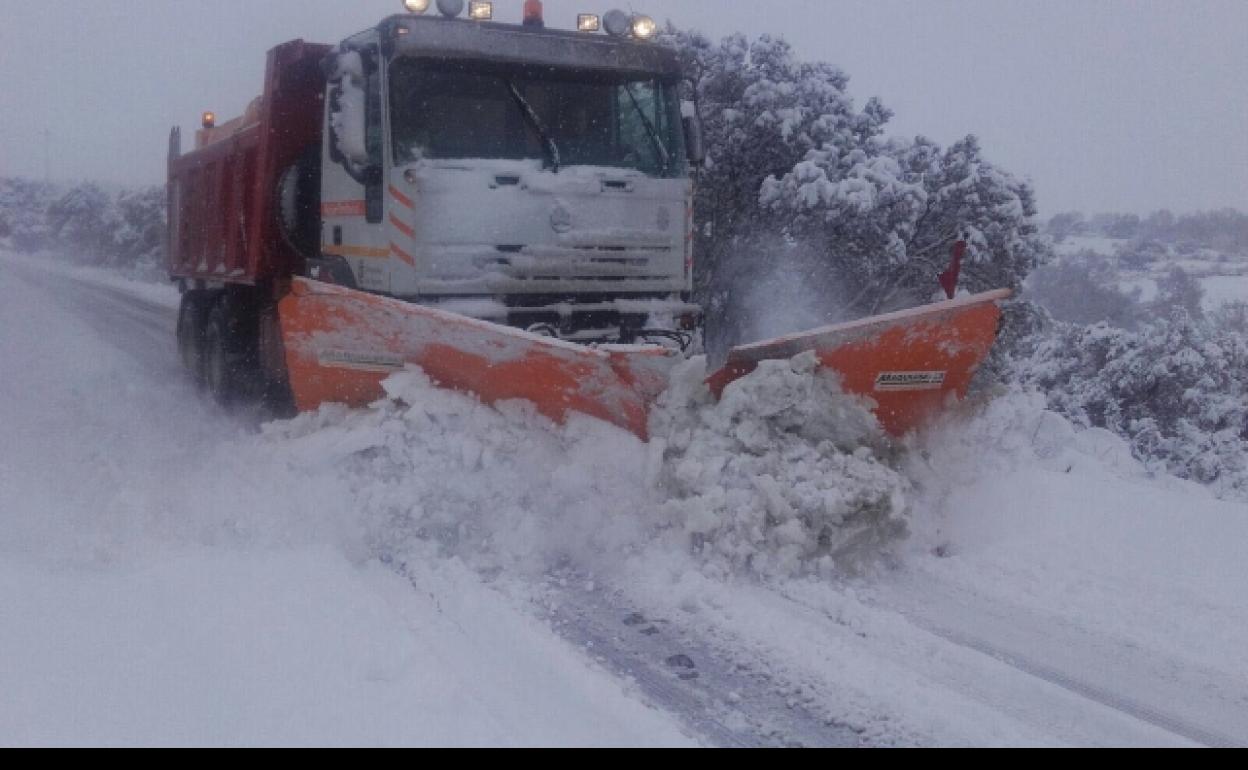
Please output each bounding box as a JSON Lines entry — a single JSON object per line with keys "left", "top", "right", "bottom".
{"left": 2, "top": 252, "right": 1246, "bottom": 747}
{"left": 1058, "top": 236, "right": 1248, "bottom": 310}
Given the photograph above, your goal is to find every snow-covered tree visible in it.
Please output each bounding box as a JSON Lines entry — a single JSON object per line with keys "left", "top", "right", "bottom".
{"left": 46, "top": 183, "right": 118, "bottom": 265}
{"left": 763, "top": 133, "right": 1047, "bottom": 317}
{"left": 1, "top": 177, "right": 166, "bottom": 273}
{"left": 1046, "top": 211, "right": 1086, "bottom": 243}
{"left": 1151, "top": 265, "right": 1205, "bottom": 319}
{"left": 0, "top": 177, "right": 60, "bottom": 252}
{"left": 662, "top": 27, "right": 1050, "bottom": 351}
{"left": 1026, "top": 252, "right": 1144, "bottom": 329}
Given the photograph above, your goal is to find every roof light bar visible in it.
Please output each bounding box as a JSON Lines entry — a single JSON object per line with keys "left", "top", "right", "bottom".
{"left": 631, "top": 14, "right": 658, "bottom": 40}
{"left": 523, "top": 0, "right": 545, "bottom": 28}
{"left": 577, "top": 14, "right": 601, "bottom": 33}
{"left": 468, "top": 1, "right": 493, "bottom": 20}
{"left": 436, "top": 0, "right": 464, "bottom": 17}
{"left": 603, "top": 9, "right": 630, "bottom": 37}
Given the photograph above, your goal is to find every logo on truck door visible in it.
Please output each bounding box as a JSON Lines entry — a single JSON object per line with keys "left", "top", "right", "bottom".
{"left": 874, "top": 371, "right": 947, "bottom": 392}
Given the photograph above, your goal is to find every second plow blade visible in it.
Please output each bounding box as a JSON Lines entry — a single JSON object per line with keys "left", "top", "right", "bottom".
{"left": 705, "top": 289, "right": 1012, "bottom": 437}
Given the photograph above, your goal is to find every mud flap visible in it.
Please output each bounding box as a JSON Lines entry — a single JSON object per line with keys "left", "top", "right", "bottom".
{"left": 278, "top": 278, "right": 677, "bottom": 439}
{"left": 705, "top": 290, "right": 1012, "bottom": 437}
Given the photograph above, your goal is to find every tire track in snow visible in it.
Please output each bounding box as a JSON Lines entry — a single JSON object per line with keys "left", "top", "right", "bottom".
{"left": 11, "top": 264, "right": 179, "bottom": 374}
{"left": 912, "top": 619, "right": 1241, "bottom": 748}
{"left": 509, "top": 572, "right": 864, "bottom": 748}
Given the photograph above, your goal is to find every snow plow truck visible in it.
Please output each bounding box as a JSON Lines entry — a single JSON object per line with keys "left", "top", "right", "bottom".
{"left": 168, "top": 0, "right": 1010, "bottom": 440}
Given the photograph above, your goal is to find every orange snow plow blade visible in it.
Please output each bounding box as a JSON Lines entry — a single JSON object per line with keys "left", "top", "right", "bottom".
{"left": 706, "top": 290, "right": 1013, "bottom": 437}
{"left": 280, "top": 278, "right": 1009, "bottom": 441}
{"left": 278, "top": 278, "right": 677, "bottom": 439}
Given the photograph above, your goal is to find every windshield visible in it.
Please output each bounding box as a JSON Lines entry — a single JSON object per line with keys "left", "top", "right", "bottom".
{"left": 389, "top": 59, "right": 687, "bottom": 178}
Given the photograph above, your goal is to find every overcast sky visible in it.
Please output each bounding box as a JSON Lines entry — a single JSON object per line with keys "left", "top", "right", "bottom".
{"left": 1, "top": 0, "right": 1244, "bottom": 216}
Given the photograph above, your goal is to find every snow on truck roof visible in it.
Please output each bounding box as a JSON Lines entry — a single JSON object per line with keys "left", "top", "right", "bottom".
{"left": 380, "top": 14, "right": 683, "bottom": 78}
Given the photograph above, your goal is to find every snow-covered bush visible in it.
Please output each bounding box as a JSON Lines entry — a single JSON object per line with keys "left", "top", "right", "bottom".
{"left": 1017, "top": 312, "right": 1248, "bottom": 500}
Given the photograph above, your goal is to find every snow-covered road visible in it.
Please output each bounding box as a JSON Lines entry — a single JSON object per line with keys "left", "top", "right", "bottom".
{"left": 0, "top": 259, "right": 696, "bottom": 747}
{"left": 2, "top": 253, "right": 1245, "bottom": 747}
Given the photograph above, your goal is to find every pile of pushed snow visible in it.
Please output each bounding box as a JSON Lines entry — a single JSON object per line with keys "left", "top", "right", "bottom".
{"left": 649, "top": 353, "right": 910, "bottom": 579}
{"left": 266, "top": 369, "right": 657, "bottom": 576}
{"left": 266, "top": 354, "right": 910, "bottom": 581}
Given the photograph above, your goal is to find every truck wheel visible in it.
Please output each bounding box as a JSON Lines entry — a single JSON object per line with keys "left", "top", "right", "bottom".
{"left": 204, "top": 301, "right": 244, "bottom": 407}
{"left": 176, "top": 291, "right": 211, "bottom": 387}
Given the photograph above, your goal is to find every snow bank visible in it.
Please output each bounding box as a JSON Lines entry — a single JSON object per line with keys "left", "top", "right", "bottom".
{"left": 268, "top": 352, "right": 910, "bottom": 582}
{"left": 264, "top": 369, "right": 656, "bottom": 577}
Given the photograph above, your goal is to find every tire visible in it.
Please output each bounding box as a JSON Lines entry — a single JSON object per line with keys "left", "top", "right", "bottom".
{"left": 176, "top": 291, "right": 211, "bottom": 387}
{"left": 204, "top": 300, "right": 246, "bottom": 407}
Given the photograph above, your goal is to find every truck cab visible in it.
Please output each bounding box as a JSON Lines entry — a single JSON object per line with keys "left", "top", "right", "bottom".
{"left": 309, "top": 8, "right": 703, "bottom": 343}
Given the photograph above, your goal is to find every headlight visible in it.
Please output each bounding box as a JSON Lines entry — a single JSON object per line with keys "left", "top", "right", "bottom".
{"left": 403, "top": 0, "right": 430, "bottom": 13}
{"left": 469, "top": 1, "right": 493, "bottom": 20}
{"left": 577, "top": 14, "right": 601, "bottom": 33}
{"left": 631, "top": 14, "right": 658, "bottom": 40}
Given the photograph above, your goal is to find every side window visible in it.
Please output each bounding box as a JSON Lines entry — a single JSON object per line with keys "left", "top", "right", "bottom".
{"left": 327, "top": 46, "right": 383, "bottom": 222}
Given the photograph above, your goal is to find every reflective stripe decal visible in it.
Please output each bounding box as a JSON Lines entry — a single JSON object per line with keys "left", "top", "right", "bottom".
{"left": 390, "top": 241, "right": 416, "bottom": 267}
{"left": 389, "top": 184, "right": 415, "bottom": 210}
{"left": 389, "top": 213, "right": 415, "bottom": 238}
{"left": 323, "top": 244, "right": 389, "bottom": 259}
{"left": 321, "top": 200, "right": 367, "bottom": 218}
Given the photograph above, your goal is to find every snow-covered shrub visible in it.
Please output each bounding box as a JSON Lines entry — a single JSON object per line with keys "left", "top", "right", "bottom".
{"left": 1017, "top": 312, "right": 1248, "bottom": 500}
{"left": 650, "top": 353, "right": 910, "bottom": 578}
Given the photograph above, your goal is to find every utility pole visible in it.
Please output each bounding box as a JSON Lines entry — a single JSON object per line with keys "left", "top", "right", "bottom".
{"left": 43, "top": 129, "right": 51, "bottom": 183}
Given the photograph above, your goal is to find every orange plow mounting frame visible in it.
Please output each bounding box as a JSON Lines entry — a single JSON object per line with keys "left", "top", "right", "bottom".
{"left": 278, "top": 278, "right": 677, "bottom": 439}
{"left": 706, "top": 289, "right": 1013, "bottom": 437}
{"left": 279, "top": 278, "right": 1010, "bottom": 441}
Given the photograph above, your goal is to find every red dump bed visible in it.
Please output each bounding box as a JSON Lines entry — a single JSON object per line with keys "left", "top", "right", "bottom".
{"left": 167, "top": 40, "right": 329, "bottom": 286}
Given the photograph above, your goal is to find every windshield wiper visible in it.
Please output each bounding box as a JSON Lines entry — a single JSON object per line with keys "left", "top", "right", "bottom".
{"left": 623, "top": 84, "right": 670, "bottom": 174}
{"left": 506, "top": 80, "right": 561, "bottom": 173}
